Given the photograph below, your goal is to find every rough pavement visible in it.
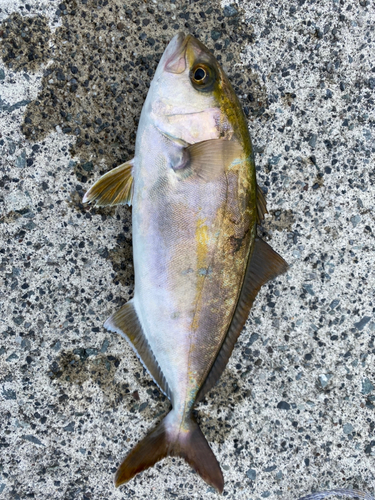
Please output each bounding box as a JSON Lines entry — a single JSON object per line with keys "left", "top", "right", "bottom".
{"left": 0, "top": 0, "right": 374, "bottom": 499}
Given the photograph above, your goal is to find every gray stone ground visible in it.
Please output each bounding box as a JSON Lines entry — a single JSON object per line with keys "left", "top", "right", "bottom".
{"left": 0, "top": 0, "right": 374, "bottom": 499}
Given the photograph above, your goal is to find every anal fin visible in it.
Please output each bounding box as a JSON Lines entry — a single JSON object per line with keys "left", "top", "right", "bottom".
{"left": 83, "top": 159, "right": 134, "bottom": 207}
{"left": 104, "top": 300, "right": 171, "bottom": 400}
{"left": 196, "top": 238, "right": 288, "bottom": 402}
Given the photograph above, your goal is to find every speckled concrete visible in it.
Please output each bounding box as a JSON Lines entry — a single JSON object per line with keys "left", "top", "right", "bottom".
{"left": 0, "top": 1, "right": 374, "bottom": 499}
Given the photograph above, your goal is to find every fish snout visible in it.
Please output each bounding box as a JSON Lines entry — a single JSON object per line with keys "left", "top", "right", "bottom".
{"left": 163, "top": 33, "right": 189, "bottom": 74}
{"left": 162, "top": 33, "right": 213, "bottom": 75}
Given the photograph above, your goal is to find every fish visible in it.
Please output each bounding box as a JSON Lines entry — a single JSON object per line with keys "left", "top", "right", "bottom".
{"left": 83, "top": 33, "right": 288, "bottom": 493}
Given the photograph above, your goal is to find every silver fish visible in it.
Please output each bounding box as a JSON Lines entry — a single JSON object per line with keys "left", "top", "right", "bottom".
{"left": 84, "top": 33, "right": 287, "bottom": 492}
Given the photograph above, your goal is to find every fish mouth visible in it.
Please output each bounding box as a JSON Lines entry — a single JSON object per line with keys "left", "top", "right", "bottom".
{"left": 163, "top": 33, "right": 189, "bottom": 74}
{"left": 163, "top": 33, "right": 216, "bottom": 75}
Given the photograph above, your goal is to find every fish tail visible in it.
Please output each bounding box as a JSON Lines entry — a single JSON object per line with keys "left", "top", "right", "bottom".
{"left": 114, "top": 410, "right": 224, "bottom": 493}
{"left": 172, "top": 412, "right": 224, "bottom": 493}
{"left": 114, "top": 414, "right": 169, "bottom": 489}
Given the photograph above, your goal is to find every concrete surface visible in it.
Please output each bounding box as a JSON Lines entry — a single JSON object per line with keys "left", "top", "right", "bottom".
{"left": 0, "top": 0, "right": 374, "bottom": 499}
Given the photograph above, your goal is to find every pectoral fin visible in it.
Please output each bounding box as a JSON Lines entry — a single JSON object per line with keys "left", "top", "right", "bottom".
{"left": 82, "top": 159, "right": 134, "bottom": 206}
{"left": 174, "top": 139, "right": 243, "bottom": 181}
{"left": 104, "top": 300, "right": 171, "bottom": 400}
{"left": 196, "top": 238, "right": 288, "bottom": 402}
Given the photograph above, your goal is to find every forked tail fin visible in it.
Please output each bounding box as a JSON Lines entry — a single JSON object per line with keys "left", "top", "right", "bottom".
{"left": 114, "top": 410, "right": 224, "bottom": 493}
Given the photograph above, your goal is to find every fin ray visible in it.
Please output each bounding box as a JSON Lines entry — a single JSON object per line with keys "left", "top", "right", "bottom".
{"left": 196, "top": 238, "right": 288, "bottom": 402}
{"left": 175, "top": 139, "right": 243, "bottom": 181}
{"left": 256, "top": 184, "right": 268, "bottom": 223}
{"left": 82, "top": 159, "right": 134, "bottom": 206}
{"left": 104, "top": 301, "right": 171, "bottom": 400}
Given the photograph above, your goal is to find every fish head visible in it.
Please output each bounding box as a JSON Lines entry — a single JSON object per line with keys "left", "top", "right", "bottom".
{"left": 148, "top": 33, "right": 247, "bottom": 146}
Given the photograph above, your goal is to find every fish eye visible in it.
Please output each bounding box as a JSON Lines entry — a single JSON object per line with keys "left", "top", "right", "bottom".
{"left": 190, "top": 64, "right": 215, "bottom": 91}
{"left": 194, "top": 67, "right": 206, "bottom": 81}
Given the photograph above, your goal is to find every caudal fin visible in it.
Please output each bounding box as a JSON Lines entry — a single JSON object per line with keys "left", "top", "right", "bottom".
{"left": 114, "top": 411, "right": 224, "bottom": 493}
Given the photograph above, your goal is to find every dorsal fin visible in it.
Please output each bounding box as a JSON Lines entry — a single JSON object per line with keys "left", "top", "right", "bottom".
{"left": 196, "top": 238, "right": 288, "bottom": 403}
{"left": 256, "top": 185, "right": 268, "bottom": 223}
{"left": 104, "top": 300, "right": 171, "bottom": 400}
{"left": 82, "top": 159, "right": 134, "bottom": 207}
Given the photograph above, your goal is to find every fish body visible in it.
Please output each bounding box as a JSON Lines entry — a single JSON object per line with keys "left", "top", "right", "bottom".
{"left": 83, "top": 34, "right": 287, "bottom": 492}
{"left": 132, "top": 34, "right": 255, "bottom": 415}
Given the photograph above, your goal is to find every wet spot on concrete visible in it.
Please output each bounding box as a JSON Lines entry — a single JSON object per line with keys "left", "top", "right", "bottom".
{"left": 197, "top": 411, "right": 234, "bottom": 445}
{"left": 49, "top": 349, "right": 119, "bottom": 385}
{"left": 0, "top": 210, "right": 22, "bottom": 224}
{"left": 263, "top": 209, "right": 295, "bottom": 232}
{"left": 74, "top": 160, "right": 95, "bottom": 184}
{"left": 0, "top": 13, "right": 51, "bottom": 72}
{"left": 107, "top": 220, "right": 134, "bottom": 288}
{"left": 245, "top": 74, "right": 269, "bottom": 119}
{"left": 48, "top": 348, "right": 168, "bottom": 416}
{"left": 198, "top": 367, "right": 251, "bottom": 443}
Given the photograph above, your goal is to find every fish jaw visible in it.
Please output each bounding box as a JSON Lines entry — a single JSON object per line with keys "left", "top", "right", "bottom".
{"left": 157, "top": 33, "right": 186, "bottom": 74}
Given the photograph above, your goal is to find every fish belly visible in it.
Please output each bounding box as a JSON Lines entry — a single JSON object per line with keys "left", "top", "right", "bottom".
{"left": 132, "top": 127, "right": 253, "bottom": 412}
